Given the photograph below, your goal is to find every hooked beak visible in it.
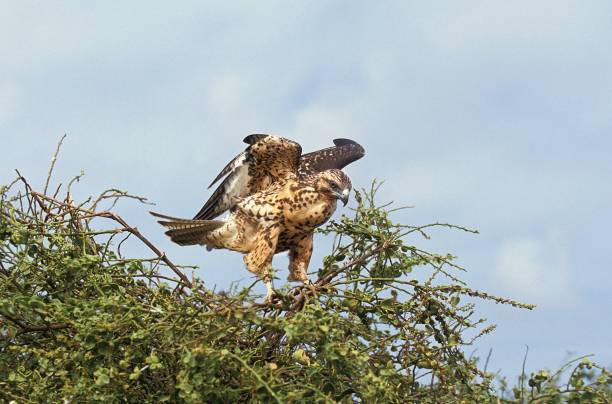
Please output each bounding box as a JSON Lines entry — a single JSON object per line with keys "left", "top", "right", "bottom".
{"left": 335, "top": 188, "right": 350, "bottom": 206}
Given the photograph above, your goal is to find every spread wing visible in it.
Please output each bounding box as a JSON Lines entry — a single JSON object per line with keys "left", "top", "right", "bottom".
{"left": 193, "top": 135, "right": 301, "bottom": 220}
{"left": 298, "top": 138, "right": 365, "bottom": 177}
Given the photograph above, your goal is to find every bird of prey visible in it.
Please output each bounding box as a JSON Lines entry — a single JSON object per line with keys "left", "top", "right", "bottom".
{"left": 151, "top": 134, "right": 365, "bottom": 302}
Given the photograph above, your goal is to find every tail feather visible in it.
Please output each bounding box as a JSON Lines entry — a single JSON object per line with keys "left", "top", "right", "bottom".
{"left": 150, "top": 211, "right": 225, "bottom": 246}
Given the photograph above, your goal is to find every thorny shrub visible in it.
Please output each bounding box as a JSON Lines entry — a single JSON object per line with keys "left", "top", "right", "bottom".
{"left": 0, "top": 165, "right": 610, "bottom": 402}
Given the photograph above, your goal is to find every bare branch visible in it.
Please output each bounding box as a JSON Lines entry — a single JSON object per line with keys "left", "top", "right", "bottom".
{"left": 43, "top": 134, "right": 67, "bottom": 195}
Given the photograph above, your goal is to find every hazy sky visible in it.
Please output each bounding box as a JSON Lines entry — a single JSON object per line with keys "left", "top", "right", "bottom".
{"left": 1, "top": 1, "right": 610, "bottom": 378}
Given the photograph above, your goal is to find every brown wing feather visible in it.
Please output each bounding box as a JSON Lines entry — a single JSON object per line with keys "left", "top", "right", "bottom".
{"left": 193, "top": 135, "right": 301, "bottom": 220}
{"left": 298, "top": 138, "right": 365, "bottom": 177}
{"left": 193, "top": 151, "right": 250, "bottom": 220}
{"left": 207, "top": 152, "right": 245, "bottom": 189}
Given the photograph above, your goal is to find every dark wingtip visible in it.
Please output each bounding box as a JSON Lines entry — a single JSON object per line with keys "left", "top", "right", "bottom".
{"left": 332, "top": 138, "right": 358, "bottom": 146}
{"left": 333, "top": 138, "right": 365, "bottom": 156}
{"left": 243, "top": 134, "right": 269, "bottom": 145}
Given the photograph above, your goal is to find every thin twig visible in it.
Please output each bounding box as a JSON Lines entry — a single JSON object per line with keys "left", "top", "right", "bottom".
{"left": 32, "top": 191, "right": 194, "bottom": 294}
{"left": 1, "top": 312, "right": 69, "bottom": 336}
{"left": 484, "top": 348, "right": 493, "bottom": 373}
{"left": 226, "top": 352, "right": 282, "bottom": 403}
{"left": 520, "top": 345, "right": 529, "bottom": 403}
{"left": 98, "top": 211, "right": 194, "bottom": 292}
{"left": 44, "top": 134, "right": 66, "bottom": 195}
{"left": 285, "top": 239, "right": 392, "bottom": 314}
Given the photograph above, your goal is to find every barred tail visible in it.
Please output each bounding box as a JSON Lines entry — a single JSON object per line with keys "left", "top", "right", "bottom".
{"left": 150, "top": 211, "right": 225, "bottom": 246}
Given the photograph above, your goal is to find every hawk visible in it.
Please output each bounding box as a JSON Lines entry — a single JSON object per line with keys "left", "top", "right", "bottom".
{"left": 151, "top": 135, "right": 365, "bottom": 302}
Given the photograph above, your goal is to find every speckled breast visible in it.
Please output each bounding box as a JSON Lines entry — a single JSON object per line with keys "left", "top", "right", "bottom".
{"left": 275, "top": 190, "right": 337, "bottom": 252}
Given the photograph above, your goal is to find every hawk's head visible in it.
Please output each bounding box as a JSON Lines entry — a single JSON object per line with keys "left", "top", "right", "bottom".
{"left": 315, "top": 169, "right": 352, "bottom": 206}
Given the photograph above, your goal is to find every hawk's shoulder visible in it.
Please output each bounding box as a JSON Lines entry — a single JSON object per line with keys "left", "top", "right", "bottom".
{"left": 193, "top": 135, "right": 365, "bottom": 221}
{"left": 193, "top": 135, "right": 301, "bottom": 220}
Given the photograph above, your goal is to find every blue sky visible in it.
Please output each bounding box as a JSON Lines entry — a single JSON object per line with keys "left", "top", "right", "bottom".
{"left": 1, "top": 1, "right": 610, "bottom": 378}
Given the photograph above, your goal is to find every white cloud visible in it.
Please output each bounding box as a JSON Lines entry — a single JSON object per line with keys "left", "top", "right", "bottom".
{"left": 493, "top": 233, "right": 575, "bottom": 307}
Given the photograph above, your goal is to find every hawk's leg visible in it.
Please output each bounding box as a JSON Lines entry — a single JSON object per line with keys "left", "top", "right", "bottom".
{"left": 244, "top": 224, "right": 280, "bottom": 303}
{"left": 288, "top": 234, "right": 313, "bottom": 284}
{"left": 263, "top": 268, "right": 275, "bottom": 304}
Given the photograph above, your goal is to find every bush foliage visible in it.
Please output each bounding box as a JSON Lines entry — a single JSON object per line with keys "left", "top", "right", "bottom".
{"left": 0, "top": 162, "right": 610, "bottom": 402}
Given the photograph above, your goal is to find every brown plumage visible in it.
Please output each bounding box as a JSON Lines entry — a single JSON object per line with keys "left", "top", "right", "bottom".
{"left": 152, "top": 135, "right": 364, "bottom": 302}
